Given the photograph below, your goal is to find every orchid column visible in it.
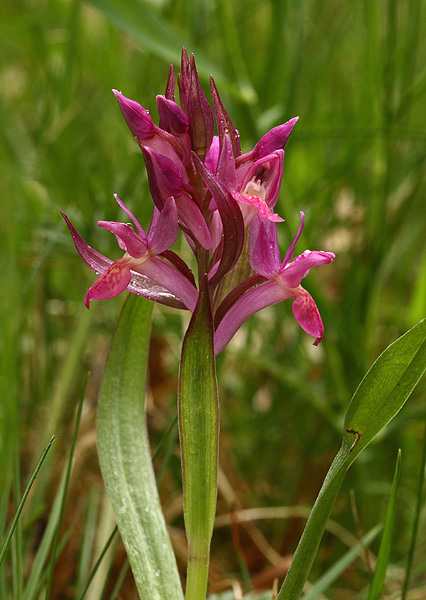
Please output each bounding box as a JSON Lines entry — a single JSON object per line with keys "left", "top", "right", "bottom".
{"left": 63, "top": 48, "right": 334, "bottom": 599}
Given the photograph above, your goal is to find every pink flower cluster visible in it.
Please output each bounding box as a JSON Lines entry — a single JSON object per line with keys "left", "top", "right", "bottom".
{"left": 63, "top": 49, "right": 335, "bottom": 354}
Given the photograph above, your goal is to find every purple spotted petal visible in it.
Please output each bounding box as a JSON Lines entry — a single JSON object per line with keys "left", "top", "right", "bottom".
{"left": 85, "top": 257, "right": 132, "bottom": 308}
{"left": 238, "top": 151, "right": 284, "bottom": 210}
{"left": 292, "top": 288, "right": 325, "bottom": 345}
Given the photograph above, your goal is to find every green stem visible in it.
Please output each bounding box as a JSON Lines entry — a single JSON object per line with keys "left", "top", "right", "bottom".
{"left": 179, "top": 277, "right": 219, "bottom": 600}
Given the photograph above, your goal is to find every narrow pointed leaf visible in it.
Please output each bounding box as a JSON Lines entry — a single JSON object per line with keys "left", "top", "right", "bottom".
{"left": 277, "top": 319, "right": 426, "bottom": 600}
{"left": 345, "top": 318, "right": 426, "bottom": 464}
{"left": 179, "top": 278, "right": 219, "bottom": 600}
{"left": 97, "top": 295, "right": 183, "bottom": 600}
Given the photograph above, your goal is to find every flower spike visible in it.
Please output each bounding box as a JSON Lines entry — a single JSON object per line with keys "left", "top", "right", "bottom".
{"left": 64, "top": 48, "right": 335, "bottom": 354}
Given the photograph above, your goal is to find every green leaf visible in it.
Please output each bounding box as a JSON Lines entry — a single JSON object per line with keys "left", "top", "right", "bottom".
{"left": 345, "top": 318, "right": 426, "bottom": 464}
{"left": 97, "top": 295, "right": 183, "bottom": 600}
{"left": 367, "top": 450, "right": 401, "bottom": 600}
{"left": 277, "top": 319, "right": 426, "bottom": 600}
{"left": 179, "top": 278, "right": 219, "bottom": 600}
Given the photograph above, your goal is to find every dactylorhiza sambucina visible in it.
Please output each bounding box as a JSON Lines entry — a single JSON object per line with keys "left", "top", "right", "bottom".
{"left": 62, "top": 48, "right": 335, "bottom": 354}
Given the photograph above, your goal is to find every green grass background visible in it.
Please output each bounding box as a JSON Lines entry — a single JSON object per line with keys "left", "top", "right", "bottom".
{"left": 1, "top": 0, "right": 426, "bottom": 598}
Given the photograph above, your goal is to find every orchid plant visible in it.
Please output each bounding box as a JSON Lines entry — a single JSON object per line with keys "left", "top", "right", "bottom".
{"left": 62, "top": 49, "right": 426, "bottom": 600}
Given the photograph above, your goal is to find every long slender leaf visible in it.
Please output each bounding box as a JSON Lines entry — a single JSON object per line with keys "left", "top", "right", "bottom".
{"left": 277, "top": 319, "right": 426, "bottom": 600}
{"left": 96, "top": 294, "right": 183, "bottom": 600}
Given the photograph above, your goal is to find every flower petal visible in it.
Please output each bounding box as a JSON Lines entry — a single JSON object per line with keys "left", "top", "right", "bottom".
{"left": 292, "top": 288, "right": 324, "bottom": 345}
{"left": 210, "top": 76, "right": 241, "bottom": 158}
{"left": 62, "top": 211, "right": 185, "bottom": 309}
{"left": 112, "top": 90, "right": 156, "bottom": 139}
{"left": 97, "top": 221, "right": 148, "bottom": 258}
{"left": 205, "top": 136, "right": 220, "bottom": 175}
{"left": 147, "top": 197, "right": 179, "bottom": 254}
{"left": 114, "top": 194, "right": 146, "bottom": 237}
{"left": 214, "top": 280, "right": 294, "bottom": 354}
{"left": 142, "top": 146, "right": 186, "bottom": 209}
{"left": 253, "top": 117, "right": 299, "bottom": 158}
{"left": 136, "top": 255, "right": 198, "bottom": 312}
{"left": 249, "top": 217, "right": 281, "bottom": 278}
{"left": 85, "top": 258, "right": 132, "bottom": 308}
{"left": 193, "top": 153, "right": 244, "bottom": 286}
{"left": 238, "top": 151, "right": 284, "bottom": 210}
{"left": 216, "top": 134, "right": 237, "bottom": 189}
{"left": 175, "top": 193, "right": 213, "bottom": 250}
{"left": 280, "top": 250, "right": 335, "bottom": 288}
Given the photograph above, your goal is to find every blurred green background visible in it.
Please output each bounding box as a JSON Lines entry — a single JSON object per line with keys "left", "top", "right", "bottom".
{"left": 1, "top": 0, "right": 426, "bottom": 598}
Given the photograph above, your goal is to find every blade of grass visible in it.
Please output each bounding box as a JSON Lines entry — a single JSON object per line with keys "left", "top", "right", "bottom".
{"left": 21, "top": 459, "right": 68, "bottom": 600}
{"left": 43, "top": 383, "right": 86, "bottom": 600}
{"left": 0, "top": 436, "right": 55, "bottom": 568}
{"left": 303, "top": 524, "right": 382, "bottom": 600}
{"left": 0, "top": 481, "right": 10, "bottom": 597}
{"left": 152, "top": 414, "right": 178, "bottom": 462}
{"left": 401, "top": 419, "right": 426, "bottom": 600}
{"left": 11, "top": 447, "right": 23, "bottom": 600}
{"left": 75, "top": 526, "right": 118, "bottom": 600}
{"left": 367, "top": 450, "right": 401, "bottom": 600}
{"left": 107, "top": 557, "right": 129, "bottom": 600}
{"left": 85, "top": 494, "right": 117, "bottom": 600}
{"left": 76, "top": 489, "right": 101, "bottom": 597}
{"left": 30, "top": 308, "right": 94, "bottom": 515}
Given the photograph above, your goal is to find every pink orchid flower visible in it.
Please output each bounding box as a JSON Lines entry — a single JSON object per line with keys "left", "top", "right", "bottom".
{"left": 214, "top": 213, "right": 335, "bottom": 354}
{"left": 62, "top": 195, "right": 198, "bottom": 311}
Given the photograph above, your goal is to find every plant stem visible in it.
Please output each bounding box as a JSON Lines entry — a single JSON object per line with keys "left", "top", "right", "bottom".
{"left": 185, "top": 550, "right": 210, "bottom": 600}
